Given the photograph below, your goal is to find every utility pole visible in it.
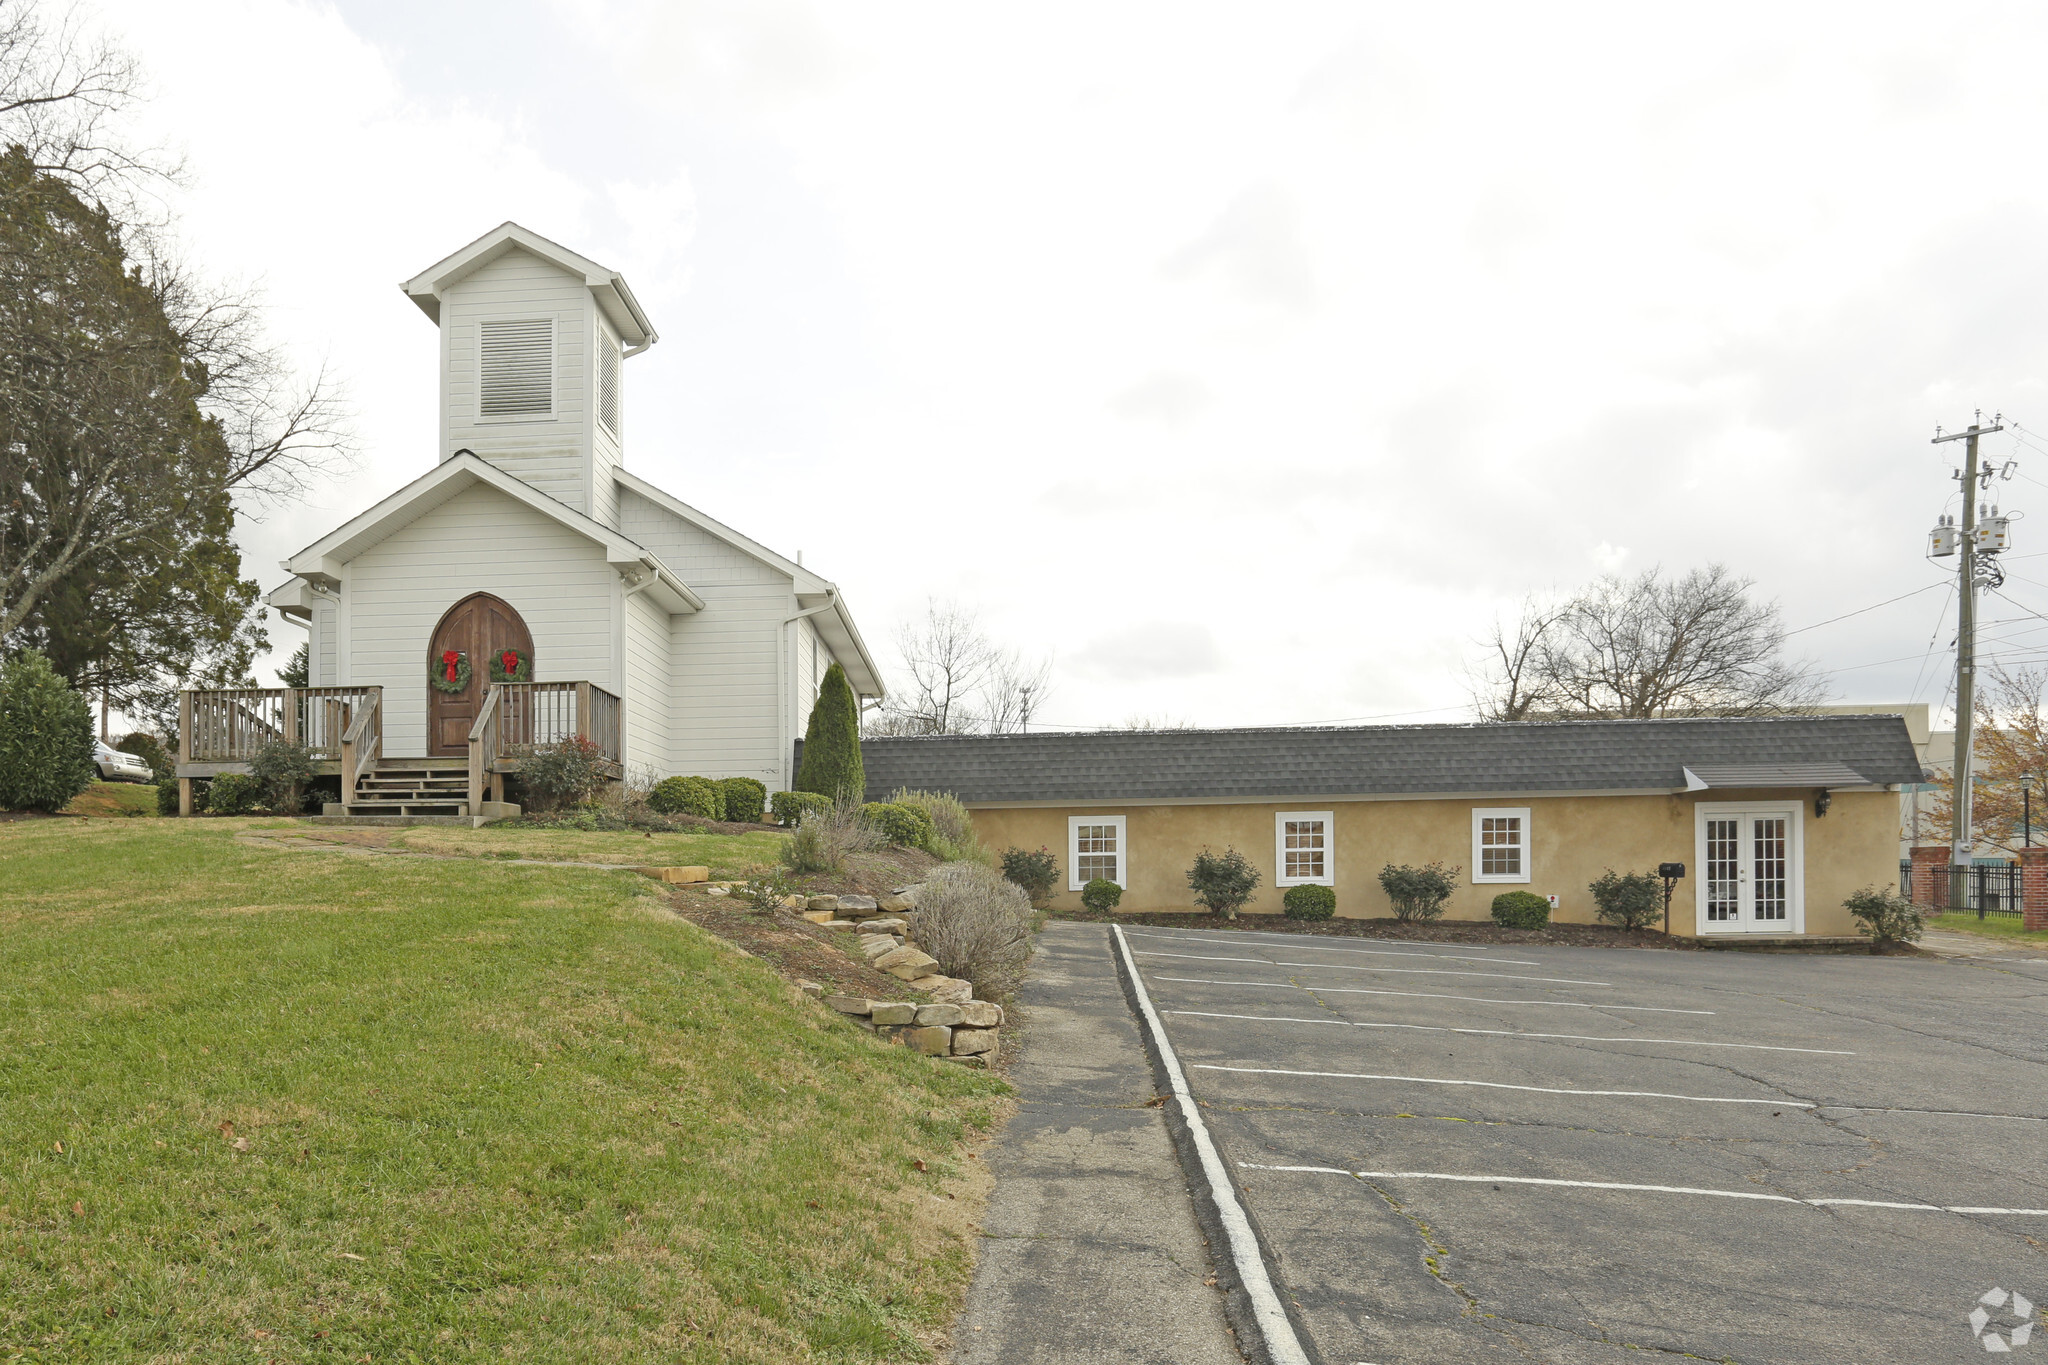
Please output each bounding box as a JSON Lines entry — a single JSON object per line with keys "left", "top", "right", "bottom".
{"left": 1933, "top": 412, "right": 2006, "bottom": 866}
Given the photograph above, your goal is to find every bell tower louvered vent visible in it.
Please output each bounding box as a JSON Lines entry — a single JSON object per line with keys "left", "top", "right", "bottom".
{"left": 479, "top": 318, "right": 554, "bottom": 417}
{"left": 597, "top": 332, "right": 620, "bottom": 436}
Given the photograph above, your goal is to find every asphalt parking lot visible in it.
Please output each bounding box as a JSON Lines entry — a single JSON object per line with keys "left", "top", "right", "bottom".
{"left": 1119, "top": 923, "right": 2048, "bottom": 1364}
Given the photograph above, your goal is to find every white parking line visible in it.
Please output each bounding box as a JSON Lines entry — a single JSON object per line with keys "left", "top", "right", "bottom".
{"left": 1195, "top": 1064, "right": 1808, "bottom": 1107}
{"left": 1126, "top": 929, "right": 1523, "bottom": 965}
{"left": 1154, "top": 975, "right": 1711, "bottom": 1014}
{"left": 1135, "top": 951, "right": 1609, "bottom": 987}
{"left": 1130, "top": 926, "right": 1498, "bottom": 951}
{"left": 1239, "top": 1164, "right": 2048, "bottom": 1216}
{"left": 1164, "top": 1009, "right": 1856, "bottom": 1055}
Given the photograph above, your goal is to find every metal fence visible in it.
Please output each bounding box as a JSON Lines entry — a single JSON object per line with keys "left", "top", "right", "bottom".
{"left": 1908, "top": 861, "right": 2026, "bottom": 918}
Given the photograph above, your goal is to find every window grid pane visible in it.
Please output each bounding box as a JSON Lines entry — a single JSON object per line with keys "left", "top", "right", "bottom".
{"left": 1077, "top": 823, "right": 1119, "bottom": 884}
{"left": 1480, "top": 815, "right": 1522, "bottom": 876}
{"left": 1283, "top": 819, "right": 1325, "bottom": 879}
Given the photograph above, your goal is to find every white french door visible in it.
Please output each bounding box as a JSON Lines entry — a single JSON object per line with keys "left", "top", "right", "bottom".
{"left": 1695, "top": 803, "right": 1803, "bottom": 934}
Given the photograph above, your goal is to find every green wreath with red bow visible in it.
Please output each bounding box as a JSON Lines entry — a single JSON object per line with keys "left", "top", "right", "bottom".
{"left": 488, "top": 648, "right": 533, "bottom": 683}
{"left": 430, "top": 649, "right": 472, "bottom": 694}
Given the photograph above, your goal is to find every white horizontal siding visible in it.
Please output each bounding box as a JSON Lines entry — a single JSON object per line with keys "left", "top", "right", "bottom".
{"left": 342, "top": 482, "right": 616, "bottom": 757}
{"left": 669, "top": 583, "right": 790, "bottom": 786}
{"left": 622, "top": 589, "right": 670, "bottom": 780}
{"left": 797, "top": 616, "right": 822, "bottom": 722}
{"left": 314, "top": 603, "right": 337, "bottom": 686}
{"left": 442, "top": 249, "right": 593, "bottom": 515}
{"left": 617, "top": 487, "right": 785, "bottom": 587}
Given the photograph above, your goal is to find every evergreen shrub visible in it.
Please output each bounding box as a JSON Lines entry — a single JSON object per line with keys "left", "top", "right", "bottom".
{"left": 860, "top": 800, "right": 935, "bottom": 849}
{"left": 206, "top": 773, "right": 262, "bottom": 815}
{"left": 1000, "top": 846, "right": 1060, "bottom": 905}
{"left": 1490, "top": 890, "right": 1551, "bottom": 929}
{"left": 1080, "top": 878, "right": 1123, "bottom": 913}
{"left": 1188, "top": 847, "right": 1261, "bottom": 920}
{"left": 795, "top": 662, "right": 864, "bottom": 801}
{"left": 649, "top": 775, "right": 721, "bottom": 819}
{"left": 1378, "top": 862, "right": 1459, "bottom": 921}
{"left": 718, "top": 776, "right": 769, "bottom": 824}
{"left": 770, "top": 790, "right": 833, "bottom": 827}
{"left": 1588, "top": 869, "right": 1664, "bottom": 930}
{"left": 889, "top": 788, "right": 984, "bottom": 862}
{"left": 117, "top": 731, "right": 171, "bottom": 780}
{"left": 154, "top": 775, "right": 190, "bottom": 816}
{"left": 1282, "top": 884, "right": 1338, "bottom": 921}
{"left": 0, "top": 649, "right": 95, "bottom": 813}
{"left": 518, "top": 737, "right": 608, "bottom": 812}
{"left": 249, "top": 739, "right": 317, "bottom": 814}
{"left": 1843, "top": 884, "right": 1923, "bottom": 950}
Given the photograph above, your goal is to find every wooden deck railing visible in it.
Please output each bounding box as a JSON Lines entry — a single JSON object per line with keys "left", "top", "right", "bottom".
{"left": 338, "top": 691, "right": 382, "bottom": 807}
{"left": 182, "top": 686, "right": 382, "bottom": 764}
{"left": 467, "top": 685, "right": 502, "bottom": 814}
{"left": 496, "top": 681, "right": 623, "bottom": 768}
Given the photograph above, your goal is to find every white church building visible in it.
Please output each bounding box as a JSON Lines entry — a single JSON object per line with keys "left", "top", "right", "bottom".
{"left": 176, "top": 222, "right": 882, "bottom": 820}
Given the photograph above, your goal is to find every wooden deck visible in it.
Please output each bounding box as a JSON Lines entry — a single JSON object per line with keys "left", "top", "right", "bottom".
{"left": 177, "top": 681, "right": 623, "bottom": 817}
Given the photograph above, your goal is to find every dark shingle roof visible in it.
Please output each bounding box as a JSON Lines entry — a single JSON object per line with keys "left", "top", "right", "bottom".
{"left": 857, "top": 714, "right": 1924, "bottom": 804}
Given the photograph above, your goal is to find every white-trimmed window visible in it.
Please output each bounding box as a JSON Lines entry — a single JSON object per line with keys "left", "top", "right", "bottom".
{"left": 479, "top": 317, "right": 554, "bottom": 417}
{"left": 1069, "top": 815, "right": 1127, "bottom": 890}
{"left": 1275, "top": 811, "right": 1333, "bottom": 886}
{"left": 1472, "top": 807, "right": 1531, "bottom": 883}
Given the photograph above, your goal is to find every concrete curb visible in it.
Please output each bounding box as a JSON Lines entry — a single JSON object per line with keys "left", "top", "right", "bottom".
{"left": 1109, "top": 924, "right": 1322, "bottom": 1365}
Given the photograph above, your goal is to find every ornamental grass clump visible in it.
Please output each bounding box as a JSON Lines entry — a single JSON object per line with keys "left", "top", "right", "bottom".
{"left": 912, "top": 861, "right": 1037, "bottom": 1002}
{"left": 1378, "top": 862, "right": 1458, "bottom": 921}
{"left": 782, "top": 800, "right": 881, "bottom": 875}
{"left": 889, "top": 788, "right": 989, "bottom": 864}
{"left": 1188, "top": 846, "right": 1260, "bottom": 920}
{"left": 1588, "top": 869, "right": 1664, "bottom": 930}
{"left": 1282, "top": 884, "right": 1337, "bottom": 921}
{"left": 1490, "top": 890, "right": 1551, "bottom": 930}
{"left": 1000, "top": 846, "right": 1060, "bottom": 906}
{"left": 1843, "top": 884, "right": 1924, "bottom": 951}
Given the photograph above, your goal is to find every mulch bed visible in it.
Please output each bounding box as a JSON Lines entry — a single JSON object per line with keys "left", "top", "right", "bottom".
{"left": 1051, "top": 909, "right": 1703, "bottom": 950}
{"left": 665, "top": 888, "right": 926, "bottom": 1000}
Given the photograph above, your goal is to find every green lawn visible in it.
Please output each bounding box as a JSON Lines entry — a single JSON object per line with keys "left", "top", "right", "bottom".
{"left": 390, "top": 824, "right": 788, "bottom": 876}
{"left": 0, "top": 820, "right": 1005, "bottom": 1363}
{"left": 1927, "top": 911, "right": 2048, "bottom": 945}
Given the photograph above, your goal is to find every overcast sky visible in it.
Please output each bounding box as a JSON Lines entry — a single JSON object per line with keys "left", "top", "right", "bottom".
{"left": 84, "top": 0, "right": 2048, "bottom": 729}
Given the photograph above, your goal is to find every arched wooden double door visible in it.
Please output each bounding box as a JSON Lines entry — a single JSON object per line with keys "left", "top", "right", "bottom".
{"left": 428, "top": 593, "right": 533, "bottom": 755}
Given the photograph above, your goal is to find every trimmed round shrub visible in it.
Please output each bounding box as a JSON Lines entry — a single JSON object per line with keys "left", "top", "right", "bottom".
{"left": 0, "top": 649, "right": 95, "bottom": 813}
{"left": 1080, "top": 877, "right": 1123, "bottom": 913}
{"left": 861, "top": 800, "right": 935, "bottom": 850}
{"left": 1283, "top": 884, "right": 1337, "bottom": 921}
{"left": 205, "top": 772, "right": 262, "bottom": 816}
{"left": 648, "top": 775, "right": 721, "bottom": 819}
{"left": 717, "top": 776, "right": 769, "bottom": 824}
{"left": 771, "top": 790, "right": 833, "bottom": 828}
{"left": 1490, "top": 890, "right": 1551, "bottom": 929}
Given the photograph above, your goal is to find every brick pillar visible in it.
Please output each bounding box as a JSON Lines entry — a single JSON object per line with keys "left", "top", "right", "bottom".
{"left": 2020, "top": 847, "right": 2048, "bottom": 932}
{"left": 1909, "top": 845, "right": 1951, "bottom": 912}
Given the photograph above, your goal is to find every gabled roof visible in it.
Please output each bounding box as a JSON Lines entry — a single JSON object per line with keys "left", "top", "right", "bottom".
{"left": 281, "top": 452, "right": 702, "bottom": 614}
{"left": 402, "top": 222, "right": 657, "bottom": 352}
{"left": 856, "top": 714, "right": 1926, "bottom": 805}
{"left": 615, "top": 468, "right": 885, "bottom": 697}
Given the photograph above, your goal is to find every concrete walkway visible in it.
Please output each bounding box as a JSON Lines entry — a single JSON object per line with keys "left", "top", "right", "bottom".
{"left": 950, "top": 922, "right": 1243, "bottom": 1365}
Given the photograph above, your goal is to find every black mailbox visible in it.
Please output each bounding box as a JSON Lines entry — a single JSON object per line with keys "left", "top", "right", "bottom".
{"left": 1657, "top": 862, "right": 1685, "bottom": 880}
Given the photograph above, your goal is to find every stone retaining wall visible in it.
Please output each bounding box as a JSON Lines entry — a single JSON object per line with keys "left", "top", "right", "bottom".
{"left": 789, "top": 883, "right": 1005, "bottom": 1066}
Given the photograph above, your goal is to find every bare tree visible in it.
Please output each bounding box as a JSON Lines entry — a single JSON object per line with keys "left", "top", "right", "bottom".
{"left": 872, "top": 598, "right": 1053, "bottom": 735}
{"left": 1469, "top": 593, "right": 1565, "bottom": 721}
{"left": 1468, "top": 565, "right": 1825, "bottom": 720}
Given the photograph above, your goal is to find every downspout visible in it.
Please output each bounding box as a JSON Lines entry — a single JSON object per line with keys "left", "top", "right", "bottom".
{"left": 782, "top": 590, "right": 839, "bottom": 790}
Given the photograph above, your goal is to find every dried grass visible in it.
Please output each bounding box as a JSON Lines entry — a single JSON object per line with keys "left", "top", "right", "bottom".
{"left": 912, "top": 861, "right": 1036, "bottom": 1003}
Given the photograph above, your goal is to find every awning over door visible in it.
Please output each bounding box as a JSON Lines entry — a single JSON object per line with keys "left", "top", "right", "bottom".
{"left": 1682, "top": 762, "right": 1873, "bottom": 790}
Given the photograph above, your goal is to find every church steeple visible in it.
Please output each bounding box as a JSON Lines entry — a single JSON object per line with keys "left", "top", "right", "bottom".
{"left": 402, "top": 223, "right": 655, "bottom": 528}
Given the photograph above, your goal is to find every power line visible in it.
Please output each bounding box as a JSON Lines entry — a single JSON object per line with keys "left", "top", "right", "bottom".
{"left": 1782, "top": 581, "right": 1948, "bottom": 636}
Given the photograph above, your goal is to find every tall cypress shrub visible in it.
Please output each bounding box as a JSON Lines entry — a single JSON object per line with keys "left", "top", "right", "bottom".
{"left": 796, "top": 662, "right": 865, "bottom": 802}
{"left": 0, "top": 650, "right": 95, "bottom": 812}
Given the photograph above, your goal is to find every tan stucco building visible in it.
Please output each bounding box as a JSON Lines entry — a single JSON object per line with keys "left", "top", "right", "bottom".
{"left": 860, "top": 715, "right": 1923, "bottom": 940}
